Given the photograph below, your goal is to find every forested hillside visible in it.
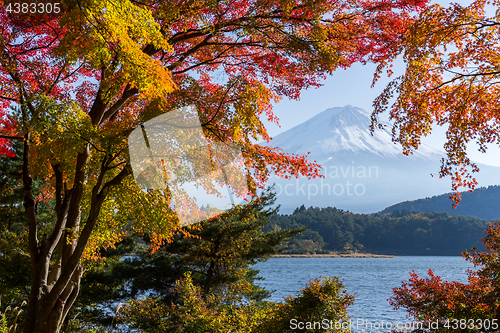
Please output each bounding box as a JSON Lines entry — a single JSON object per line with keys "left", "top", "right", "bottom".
{"left": 379, "top": 186, "right": 500, "bottom": 221}
{"left": 266, "top": 206, "right": 490, "bottom": 255}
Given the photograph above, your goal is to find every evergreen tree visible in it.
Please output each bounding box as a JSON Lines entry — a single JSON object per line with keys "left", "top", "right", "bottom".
{"left": 74, "top": 188, "right": 303, "bottom": 327}
{"left": 0, "top": 140, "right": 29, "bottom": 305}
{"left": 0, "top": 141, "right": 56, "bottom": 306}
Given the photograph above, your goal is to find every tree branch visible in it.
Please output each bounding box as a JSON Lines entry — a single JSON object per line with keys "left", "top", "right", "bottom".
{"left": 0, "top": 95, "right": 19, "bottom": 102}
{"left": 43, "top": 164, "right": 71, "bottom": 261}
{"left": 100, "top": 86, "right": 139, "bottom": 124}
{"left": 0, "top": 134, "right": 23, "bottom": 140}
{"left": 430, "top": 69, "right": 500, "bottom": 91}
{"left": 167, "top": 33, "right": 214, "bottom": 71}
{"left": 201, "top": 80, "right": 238, "bottom": 127}
{"left": 88, "top": 88, "right": 107, "bottom": 126}
{"left": 44, "top": 164, "right": 131, "bottom": 312}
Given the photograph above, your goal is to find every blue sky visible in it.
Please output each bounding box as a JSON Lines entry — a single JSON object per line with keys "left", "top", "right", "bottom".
{"left": 265, "top": 1, "right": 500, "bottom": 167}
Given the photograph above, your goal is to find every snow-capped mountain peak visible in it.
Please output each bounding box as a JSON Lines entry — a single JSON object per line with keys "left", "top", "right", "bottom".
{"left": 267, "top": 105, "right": 443, "bottom": 160}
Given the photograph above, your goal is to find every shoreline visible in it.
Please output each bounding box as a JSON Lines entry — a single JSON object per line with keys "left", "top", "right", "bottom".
{"left": 272, "top": 253, "right": 395, "bottom": 258}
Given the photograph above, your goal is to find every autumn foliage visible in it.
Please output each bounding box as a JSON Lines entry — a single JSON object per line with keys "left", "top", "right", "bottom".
{"left": 372, "top": 0, "right": 500, "bottom": 203}
{"left": 391, "top": 222, "right": 500, "bottom": 330}
{"left": 0, "top": 110, "right": 15, "bottom": 157}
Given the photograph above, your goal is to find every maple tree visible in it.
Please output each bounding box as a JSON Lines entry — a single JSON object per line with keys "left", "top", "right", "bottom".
{"left": 390, "top": 222, "right": 500, "bottom": 331}
{"left": 373, "top": 3, "right": 500, "bottom": 328}
{"left": 0, "top": 0, "right": 427, "bottom": 332}
{"left": 371, "top": 0, "right": 500, "bottom": 202}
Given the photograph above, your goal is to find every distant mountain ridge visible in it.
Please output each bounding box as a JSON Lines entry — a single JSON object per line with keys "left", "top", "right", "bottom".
{"left": 264, "top": 105, "right": 500, "bottom": 214}
{"left": 379, "top": 185, "right": 500, "bottom": 221}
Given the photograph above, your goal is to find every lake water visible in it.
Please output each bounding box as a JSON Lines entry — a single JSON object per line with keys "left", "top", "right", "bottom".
{"left": 253, "top": 256, "right": 473, "bottom": 331}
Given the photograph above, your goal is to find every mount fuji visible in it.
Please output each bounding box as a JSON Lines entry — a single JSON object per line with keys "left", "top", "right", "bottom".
{"left": 264, "top": 105, "right": 500, "bottom": 214}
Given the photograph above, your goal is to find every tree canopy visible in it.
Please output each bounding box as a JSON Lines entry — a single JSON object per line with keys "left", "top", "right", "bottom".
{"left": 372, "top": 0, "right": 500, "bottom": 202}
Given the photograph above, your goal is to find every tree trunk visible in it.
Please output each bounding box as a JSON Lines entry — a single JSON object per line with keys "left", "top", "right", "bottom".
{"left": 21, "top": 139, "right": 130, "bottom": 332}
{"left": 22, "top": 139, "right": 90, "bottom": 333}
